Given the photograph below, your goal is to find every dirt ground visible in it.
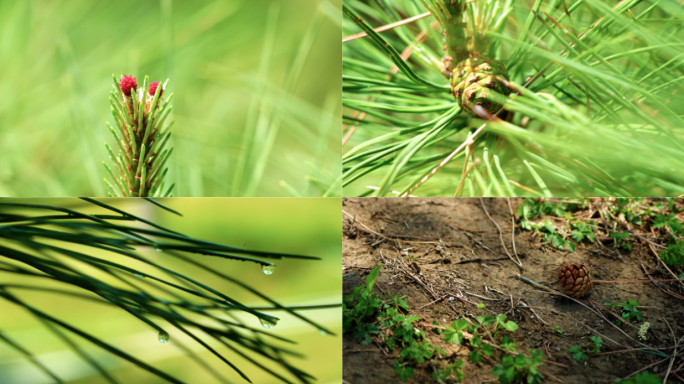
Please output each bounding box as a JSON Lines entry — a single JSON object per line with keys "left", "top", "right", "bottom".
{"left": 342, "top": 198, "right": 684, "bottom": 384}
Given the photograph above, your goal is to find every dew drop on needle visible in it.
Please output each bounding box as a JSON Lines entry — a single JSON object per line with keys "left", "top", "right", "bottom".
{"left": 259, "top": 318, "right": 278, "bottom": 329}
{"left": 261, "top": 265, "right": 275, "bottom": 275}
{"left": 158, "top": 330, "right": 170, "bottom": 344}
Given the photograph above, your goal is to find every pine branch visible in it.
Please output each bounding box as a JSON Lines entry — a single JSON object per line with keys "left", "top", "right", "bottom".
{"left": 104, "top": 75, "right": 174, "bottom": 197}
{"left": 0, "top": 199, "right": 339, "bottom": 383}
{"left": 343, "top": 0, "right": 684, "bottom": 197}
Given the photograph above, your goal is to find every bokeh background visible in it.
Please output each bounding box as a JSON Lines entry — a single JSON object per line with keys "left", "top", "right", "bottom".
{"left": 0, "top": 0, "right": 342, "bottom": 197}
{"left": 0, "top": 198, "right": 341, "bottom": 383}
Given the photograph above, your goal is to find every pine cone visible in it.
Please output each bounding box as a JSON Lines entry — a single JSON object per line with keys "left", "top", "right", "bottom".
{"left": 450, "top": 56, "right": 510, "bottom": 115}
{"left": 558, "top": 263, "right": 593, "bottom": 298}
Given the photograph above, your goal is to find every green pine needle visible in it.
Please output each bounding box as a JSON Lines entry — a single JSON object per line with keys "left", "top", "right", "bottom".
{"left": 0, "top": 199, "right": 339, "bottom": 383}
{"left": 343, "top": 0, "right": 684, "bottom": 197}
{"left": 105, "top": 75, "right": 174, "bottom": 198}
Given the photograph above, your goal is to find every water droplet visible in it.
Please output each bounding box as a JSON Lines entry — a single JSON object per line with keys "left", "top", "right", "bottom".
{"left": 155, "top": 248, "right": 162, "bottom": 252}
{"left": 158, "top": 330, "right": 170, "bottom": 344}
{"left": 133, "top": 273, "right": 144, "bottom": 278}
{"left": 259, "top": 317, "right": 278, "bottom": 329}
{"left": 261, "top": 265, "right": 275, "bottom": 275}
{"left": 319, "top": 330, "right": 328, "bottom": 336}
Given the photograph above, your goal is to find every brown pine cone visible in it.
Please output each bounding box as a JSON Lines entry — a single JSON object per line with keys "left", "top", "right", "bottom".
{"left": 558, "top": 264, "right": 592, "bottom": 298}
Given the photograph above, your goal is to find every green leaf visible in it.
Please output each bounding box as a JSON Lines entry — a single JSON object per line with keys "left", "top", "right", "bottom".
{"left": 499, "top": 336, "right": 518, "bottom": 352}
{"left": 610, "top": 231, "right": 630, "bottom": 240}
{"left": 569, "top": 345, "right": 587, "bottom": 361}
{"left": 571, "top": 230, "right": 584, "bottom": 242}
{"left": 393, "top": 295, "right": 409, "bottom": 311}
{"left": 481, "top": 343, "right": 495, "bottom": 356}
{"left": 567, "top": 241, "right": 576, "bottom": 253}
{"left": 452, "top": 318, "right": 469, "bottom": 332}
{"left": 366, "top": 265, "right": 382, "bottom": 291}
{"left": 497, "top": 314, "right": 519, "bottom": 332}
{"left": 394, "top": 361, "right": 414, "bottom": 381}
{"left": 468, "top": 348, "right": 482, "bottom": 364}
{"left": 443, "top": 328, "right": 464, "bottom": 345}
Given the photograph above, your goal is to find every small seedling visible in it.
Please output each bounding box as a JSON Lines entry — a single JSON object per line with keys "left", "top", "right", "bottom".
{"left": 612, "top": 372, "right": 661, "bottom": 384}
{"left": 393, "top": 361, "right": 414, "bottom": 382}
{"left": 590, "top": 336, "right": 603, "bottom": 354}
{"left": 569, "top": 345, "right": 587, "bottom": 361}
{"left": 610, "top": 232, "right": 632, "bottom": 251}
{"left": 491, "top": 349, "right": 545, "bottom": 384}
{"left": 604, "top": 300, "right": 642, "bottom": 325}
{"left": 612, "top": 198, "right": 645, "bottom": 226}
{"left": 343, "top": 265, "right": 383, "bottom": 344}
{"left": 499, "top": 336, "right": 517, "bottom": 352}
{"left": 431, "top": 359, "right": 464, "bottom": 383}
{"left": 517, "top": 199, "right": 596, "bottom": 253}
{"left": 553, "top": 325, "right": 564, "bottom": 335}
{"left": 652, "top": 212, "right": 684, "bottom": 266}
{"left": 344, "top": 266, "right": 461, "bottom": 382}
{"left": 443, "top": 303, "right": 520, "bottom": 369}
{"left": 571, "top": 220, "right": 597, "bottom": 243}
{"left": 568, "top": 336, "right": 603, "bottom": 361}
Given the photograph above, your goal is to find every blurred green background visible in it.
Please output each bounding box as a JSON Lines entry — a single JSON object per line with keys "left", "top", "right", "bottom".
{"left": 0, "top": 198, "right": 341, "bottom": 383}
{"left": 0, "top": 0, "right": 342, "bottom": 197}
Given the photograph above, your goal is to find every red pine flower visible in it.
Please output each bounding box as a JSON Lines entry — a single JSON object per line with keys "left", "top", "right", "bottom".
{"left": 119, "top": 75, "right": 137, "bottom": 97}
{"left": 148, "top": 81, "right": 163, "bottom": 97}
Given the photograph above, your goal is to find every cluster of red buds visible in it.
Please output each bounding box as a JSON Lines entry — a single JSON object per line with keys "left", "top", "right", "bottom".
{"left": 103, "top": 74, "right": 174, "bottom": 197}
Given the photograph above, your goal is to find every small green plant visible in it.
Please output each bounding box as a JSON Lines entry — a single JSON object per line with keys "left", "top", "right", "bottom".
{"left": 104, "top": 74, "right": 174, "bottom": 197}
{"left": 491, "top": 349, "right": 545, "bottom": 384}
{"left": 569, "top": 345, "right": 587, "bottom": 361}
{"left": 612, "top": 372, "right": 662, "bottom": 384}
{"left": 569, "top": 336, "right": 602, "bottom": 361}
{"left": 343, "top": 265, "right": 383, "bottom": 344}
{"left": 518, "top": 199, "right": 574, "bottom": 230}
{"left": 610, "top": 231, "right": 632, "bottom": 251}
{"left": 343, "top": 266, "right": 462, "bottom": 382}
{"left": 463, "top": 304, "right": 517, "bottom": 363}
{"left": 539, "top": 222, "right": 576, "bottom": 253}
{"left": 605, "top": 300, "right": 642, "bottom": 325}
{"left": 653, "top": 212, "right": 684, "bottom": 266}
{"left": 612, "top": 198, "right": 645, "bottom": 226}
{"left": 590, "top": 336, "right": 603, "bottom": 354}
{"left": 517, "top": 199, "right": 595, "bottom": 252}
{"left": 553, "top": 325, "right": 564, "bottom": 335}
{"left": 571, "top": 220, "right": 597, "bottom": 244}
{"left": 386, "top": 306, "right": 450, "bottom": 381}
{"left": 431, "top": 359, "right": 465, "bottom": 383}
{"left": 442, "top": 303, "right": 541, "bottom": 383}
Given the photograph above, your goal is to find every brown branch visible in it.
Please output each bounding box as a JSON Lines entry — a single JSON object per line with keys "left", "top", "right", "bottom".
{"left": 479, "top": 198, "right": 522, "bottom": 268}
